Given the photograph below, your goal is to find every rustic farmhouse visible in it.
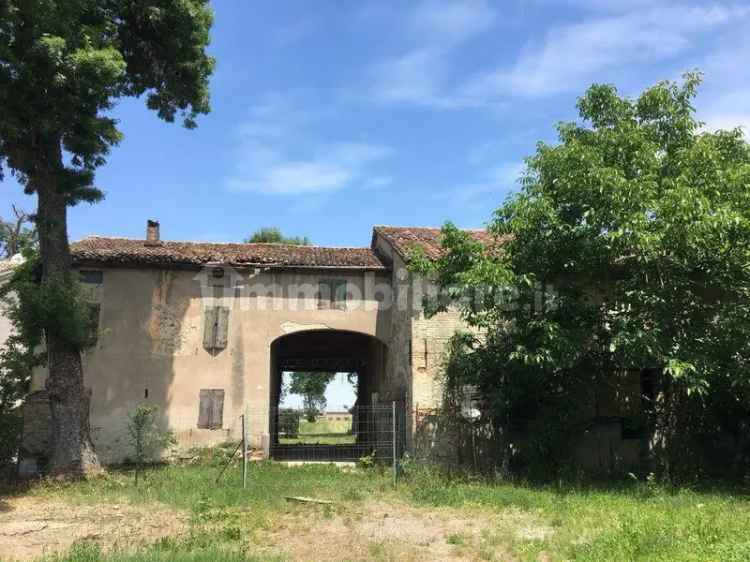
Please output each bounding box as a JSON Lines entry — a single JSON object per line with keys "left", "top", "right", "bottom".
{"left": 20, "top": 221, "right": 640, "bottom": 468}
{"left": 20, "top": 222, "right": 482, "bottom": 464}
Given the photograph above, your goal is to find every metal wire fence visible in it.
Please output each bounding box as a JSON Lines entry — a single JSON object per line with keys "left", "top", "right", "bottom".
{"left": 89, "top": 402, "right": 408, "bottom": 473}
{"left": 264, "top": 403, "right": 407, "bottom": 464}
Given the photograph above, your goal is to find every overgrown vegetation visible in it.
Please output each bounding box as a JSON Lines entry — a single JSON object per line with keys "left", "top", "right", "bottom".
{"left": 244, "top": 227, "right": 310, "bottom": 246}
{"left": 0, "top": 249, "right": 103, "bottom": 475}
{"left": 0, "top": 0, "right": 215, "bottom": 473}
{"left": 4, "top": 460, "right": 748, "bottom": 561}
{"left": 0, "top": 250, "right": 43, "bottom": 473}
{"left": 411, "top": 72, "right": 750, "bottom": 483}
{"left": 126, "top": 405, "right": 175, "bottom": 486}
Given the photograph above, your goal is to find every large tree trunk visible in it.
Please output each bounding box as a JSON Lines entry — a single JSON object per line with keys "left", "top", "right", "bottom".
{"left": 36, "top": 155, "right": 100, "bottom": 475}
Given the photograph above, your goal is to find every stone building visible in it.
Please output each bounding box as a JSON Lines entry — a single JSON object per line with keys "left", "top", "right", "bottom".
{"left": 24, "top": 222, "right": 479, "bottom": 464}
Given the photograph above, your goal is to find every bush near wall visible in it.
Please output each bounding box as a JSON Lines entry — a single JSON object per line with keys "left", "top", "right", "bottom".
{"left": 0, "top": 408, "right": 21, "bottom": 477}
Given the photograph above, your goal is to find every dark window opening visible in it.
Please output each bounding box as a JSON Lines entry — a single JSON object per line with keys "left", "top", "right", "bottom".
{"left": 80, "top": 270, "right": 103, "bottom": 284}
{"left": 621, "top": 416, "right": 646, "bottom": 439}
{"left": 198, "top": 389, "right": 225, "bottom": 429}
{"left": 318, "top": 279, "right": 347, "bottom": 310}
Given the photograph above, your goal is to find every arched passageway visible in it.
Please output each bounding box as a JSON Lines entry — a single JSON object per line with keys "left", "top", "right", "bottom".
{"left": 268, "top": 330, "right": 394, "bottom": 461}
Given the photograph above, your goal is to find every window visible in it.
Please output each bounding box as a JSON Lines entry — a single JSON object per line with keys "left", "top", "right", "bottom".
{"left": 198, "top": 389, "right": 224, "bottom": 429}
{"left": 80, "top": 270, "right": 103, "bottom": 284}
{"left": 208, "top": 266, "right": 228, "bottom": 287}
{"left": 318, "top": 279, "right": 347, "bottom": 310}
{"left": 203, "top": 306, "right": 229, "bottom": 352}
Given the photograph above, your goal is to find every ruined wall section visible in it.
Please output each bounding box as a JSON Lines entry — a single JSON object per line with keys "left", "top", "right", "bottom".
{"left": 410, "top": 305, "right": 467, "bottom": 410}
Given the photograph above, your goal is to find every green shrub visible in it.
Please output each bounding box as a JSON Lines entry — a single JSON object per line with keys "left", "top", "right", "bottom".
{"left": 277, "top": 408, "right": 300, "bottom": 438}
{"left": 126, "top": 405, "right": 175, "bottom": 485}
{"left": 0, "top": 408, "right": 21, "bottom": 475}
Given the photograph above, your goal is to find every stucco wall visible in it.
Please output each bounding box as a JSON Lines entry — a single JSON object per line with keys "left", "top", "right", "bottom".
{"left": 31, "top": 265, "right": 392, "bottom": 463}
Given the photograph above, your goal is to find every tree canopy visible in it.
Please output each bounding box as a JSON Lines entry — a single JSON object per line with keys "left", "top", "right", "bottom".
{"left": 287, "top": 372, "right": 335, "bottom": 422}
{"left": 245, "top": 227, "right": 311, "bottom": 246}
{"left": 0, "top": 0, "right": 214, "bottom": 202}
{"left": 0, "top": 0, "right": 215, "bottom": 473}
{"left": 414, "top": 72, "right": 750, "bottom": 480}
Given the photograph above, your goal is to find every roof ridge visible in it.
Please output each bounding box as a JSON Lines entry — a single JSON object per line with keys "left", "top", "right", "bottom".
{"left": 75, "top": 235, "right": 371, "bottom": 251}
{"left": 373, "top": 225, "right": 486, "bottom": 231}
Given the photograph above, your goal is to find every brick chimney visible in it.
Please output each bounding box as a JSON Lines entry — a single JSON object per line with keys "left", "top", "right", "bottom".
{"left": 145, "top": 219, "right": 161, "bottom": 246}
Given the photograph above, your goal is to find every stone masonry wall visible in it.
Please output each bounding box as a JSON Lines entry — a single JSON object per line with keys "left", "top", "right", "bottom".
{"left": 20, "top": 391, "right": 51, "bottom": 456}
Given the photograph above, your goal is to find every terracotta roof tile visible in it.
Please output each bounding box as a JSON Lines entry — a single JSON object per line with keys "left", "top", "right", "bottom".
{"left": 71, "top": 237, "right": 389, "bottom": 270}
{"left": 373, "top": 226, "right": 507, "bottom": 261}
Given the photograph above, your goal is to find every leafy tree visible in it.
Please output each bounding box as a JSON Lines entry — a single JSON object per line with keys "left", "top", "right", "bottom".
{"left": 245, "top": 227, "right": 310, "bottom": 245}
{"left": 0, "top": 249, "right": 45, "bottom": 470}
{"left": 287, "top": 372, "right": 335, "bottom": 422}
{"left": 0, "top": 250, "right": 45, "bottom": 411}
{"left": 414, "top": 73, "right": 750, "bottom": 480}
{"left": 0, "top": 1, "right": 215, "bottom": 474}
{"left": 0, "top": 205, "right": 36, "bottom": 258}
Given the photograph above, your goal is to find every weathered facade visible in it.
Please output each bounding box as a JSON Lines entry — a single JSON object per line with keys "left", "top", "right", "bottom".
{"left": 24, "top": 223, "right": 472, "bottom": 464}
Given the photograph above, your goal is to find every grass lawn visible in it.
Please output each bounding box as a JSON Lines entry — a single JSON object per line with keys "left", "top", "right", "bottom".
{"left": 2, "top": 458, "right": 749, "bottom": 562}
{"left": 279, "top": 419, "right": 356, "bottom": 445}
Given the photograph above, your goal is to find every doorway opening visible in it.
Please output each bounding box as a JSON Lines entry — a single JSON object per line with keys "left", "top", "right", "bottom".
{"left": 269, "top": 330, "right": 398, "bottom": 461}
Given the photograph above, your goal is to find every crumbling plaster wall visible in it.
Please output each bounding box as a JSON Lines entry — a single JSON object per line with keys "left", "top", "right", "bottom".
{"left": 29, "top": 265, "right": 391, "bottom": 463}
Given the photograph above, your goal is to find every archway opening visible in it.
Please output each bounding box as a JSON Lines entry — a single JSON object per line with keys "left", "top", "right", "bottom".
{"left": 269, "top": 330, "right": 389, "bottom": 461}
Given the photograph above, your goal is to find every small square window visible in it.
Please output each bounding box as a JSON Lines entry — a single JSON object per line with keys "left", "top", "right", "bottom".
{"left": 80, "top": 270, "right": 103, "bottom": 284}
{"left": 318, "top": 279, "right": 347, "bottom": 310}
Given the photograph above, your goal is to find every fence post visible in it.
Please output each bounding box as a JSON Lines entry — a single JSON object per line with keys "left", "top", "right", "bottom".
{"left": 241, "top": 414, "right": 247, "bottom": 490}
{"left": 392, "top": 401, "right": 397, "bottom": 486}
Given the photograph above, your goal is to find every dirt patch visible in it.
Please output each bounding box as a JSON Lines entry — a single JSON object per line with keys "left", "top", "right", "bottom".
{"left": 0, "top": 495, "right": 188, "bottom": 561}
{"left": 264, "top": 500, "right": 546, "bottom": 562}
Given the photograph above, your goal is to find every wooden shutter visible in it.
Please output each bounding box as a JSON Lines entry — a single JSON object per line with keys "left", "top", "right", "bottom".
{"left": 317, "top": 281, "right": 330, "bottom": 309}
{"left": 203, "top": 307, "right": 217, "bottom": 350}
{"left": 215, "top": 307, "right": 230, "bottom": 350}
{"left": 198, "top": 389, "right": 212, "bottom": 429}
{"left": 198, "top": 389, "right": 225, "bottom": 429}
{"left": 210, "top": 389, "right": 224, "bottom": 429}
{"left": 332, "top": 280, "right": 347, "bottom": 310}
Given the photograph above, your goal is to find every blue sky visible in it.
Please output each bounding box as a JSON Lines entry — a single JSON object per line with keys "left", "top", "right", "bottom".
{"left": 2, "top": 0, "right": 750, "bottom": 247}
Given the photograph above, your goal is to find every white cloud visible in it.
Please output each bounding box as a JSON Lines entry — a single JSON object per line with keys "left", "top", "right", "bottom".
{"left": 369, "top": 1, "right": 497, "bottom": 109}
{"left": 463, "top": 4, "right": 748, "bottom": 99}
{"left": 260, "top": 162, "right": 351, "bottom": 195}
{"left": 443, "top": 161, "right": 525, "bottom": 207}
{"left": 699, "top": 27, "right": 750, "bottom": 135}
{"left": 227, "top": 97, "right": 392, "bottom": 195}
{"left": 371, "top": 48, "right": 449, "bottom": 107}
{"left": 411, "top": 0, "right": 495, "bottom": 44}
{"left": 701, "top": 113, "right": 750, "bottom": 139}
{"left": 371, "top": 2, "right": 749, "bottom": 108}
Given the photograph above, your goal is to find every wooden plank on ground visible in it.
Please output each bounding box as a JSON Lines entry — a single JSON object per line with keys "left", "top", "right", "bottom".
{"left": 284, "top": 496, "right": 333, "bottom": 505}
